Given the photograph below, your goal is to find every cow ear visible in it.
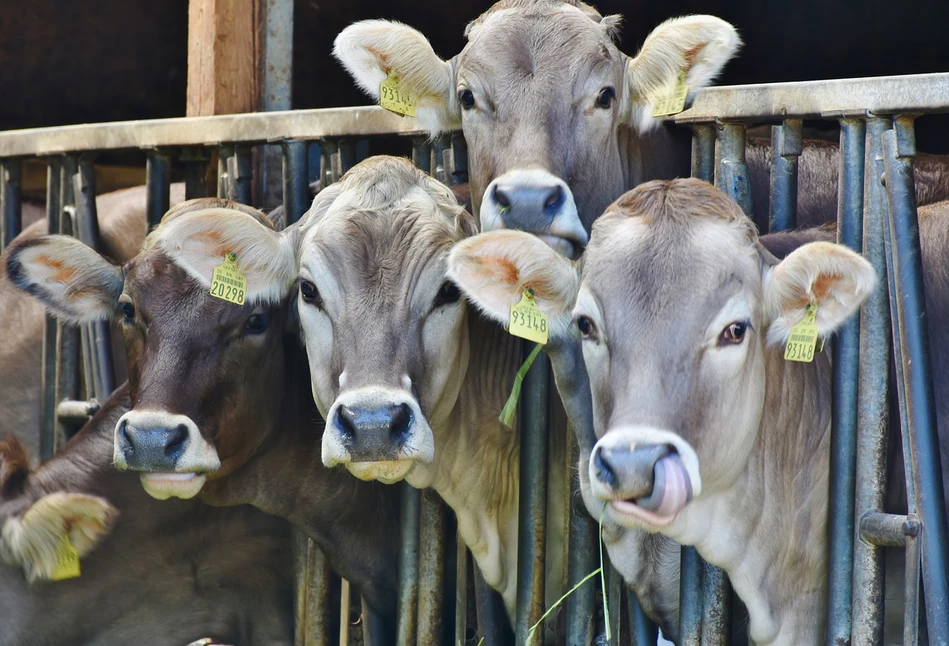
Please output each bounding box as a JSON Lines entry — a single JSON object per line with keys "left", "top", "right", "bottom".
{"left": 334, "top": 20, "right": 459, "bottom": 135}
{"left": 447, "top": 230, "right": 579, "bottom": 340}
{"left": 625, "top": 16, "right": 740, "bottom": 132}
{"left": 5, "top": 236, "right": 123, "bottom": 324}
{"left": 156, "top": 208, "right": 298, "bottom": 305}
{"left": 762, "top": 241, "right": 877, "bottom": 346}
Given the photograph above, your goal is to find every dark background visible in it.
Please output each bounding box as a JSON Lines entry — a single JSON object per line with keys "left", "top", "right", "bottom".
{"left": 1, "top": 0, "right": 946, "bottom": 148}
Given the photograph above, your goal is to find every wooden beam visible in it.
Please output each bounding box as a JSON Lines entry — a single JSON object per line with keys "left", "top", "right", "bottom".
{"left": 186, "top": 0, "right": 260, "bottom": 117}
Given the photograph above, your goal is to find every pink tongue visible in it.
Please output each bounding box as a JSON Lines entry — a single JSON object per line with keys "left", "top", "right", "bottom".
{"left": 653, "top": 455, "right": 691, "bottom": 518}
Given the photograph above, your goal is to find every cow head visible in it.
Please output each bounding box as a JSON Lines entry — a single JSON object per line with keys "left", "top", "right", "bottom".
{"left": 449, "top": 178, "right": 875, "bottom": 532}
{"left": 335, "top": 1, "right": 740, "bottom": 258}
{"left": 296, "top": 156, "right": 477, "bottom": 486}
{"left": 5, "top": 199, "right": 297, "bottom": 500}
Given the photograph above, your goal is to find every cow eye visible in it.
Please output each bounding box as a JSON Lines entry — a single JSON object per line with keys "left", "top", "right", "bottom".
{"left": 244, "top": 313, "right": 270, "bottom": 335}
{"left": 596, "top": 87, "right": 616, "bottom": 109}
{"left": 576, "top": 315, "right": 597, "bottom": 340}
{"left": 120, "top": 302, "right": 135, "bottom": 322}
{"left": 458, "top": 89, "right": 475, "bottom": 110}
{"left": 433, "top": 280, "right": 462, "bottom": 308}
{"left": 720, "top": 321, "right": 749, "bottom": 345}
{"left": 299, "top": 280, "right": 323, "bottom": 309}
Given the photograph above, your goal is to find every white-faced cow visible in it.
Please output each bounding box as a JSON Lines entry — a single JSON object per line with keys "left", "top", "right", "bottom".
{"left": 0, "top": 392, "right": 294, "bottom": 646}
{"left": 446, "top": 178, "right": 918, "bottom": 644}
{"left": 4, "top": 199, "right": 402, "bottom": 636}
{"left": 335, "top": 0, "right": 949, "bottom": 256}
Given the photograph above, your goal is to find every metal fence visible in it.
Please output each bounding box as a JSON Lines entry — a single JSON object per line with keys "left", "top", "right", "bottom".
{"left": 1, "top": 71, "right": 948, "bottom": 646}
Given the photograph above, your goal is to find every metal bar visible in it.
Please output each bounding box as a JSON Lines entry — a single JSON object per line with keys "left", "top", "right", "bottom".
{"left": 450, "top": 134, "right": 468, "bottom": 186}
{"left": 515, "top": 348, "right": 549, "bottom": 643}
{"left": 690, "top": 125, "right": 716, "bottom": 183}
{"left": 905, "top": 526, "right": 922, "bottom": 646}
{"left": 54, "top": 185, "right": 82, "bottom": 439}
{"left": 412, "top": 140, "right": 432, "bottom": 176}
{"left": 417, "top": 493, "right": 447, "bottom": 646}
{"left": 701, "top": 561, "right": 730, "bottom": 646}
{"left": 606, "top": 565, "right": 623, "bottom": 641}
{"left": 565, "top": 429, "right": 597, "bottom": 645}
{"left": 627, "top": 591, "right": 658, "bottom": 646}
{"left": 293, "top": 529, "right": 332, "bottom": 646}
{"left": 73, "top": 155, "right": 115, "bottom": 401}
{"left": 474, "top": 568, "right": 508, "bottom": 645}
{"left": 217, "top": 146, "right": 233, "bottom": 199}
{"left": 715, "top": 122, "right": 753, "bottom": 217}
{"left": 677, "top": 546, "right": 703, "bottom": 646}
{"left": 338, "top": 140, "right": 357, "bottom": 176}
{"left": 1, "top": 158, "right": 22, "bottom": 250}
{"left": 39, "top": 158, "right": 62, "bottom": 462}
{"left": 397, "top": 483, "right": 420, "bottom": 646}
{"left": 281, "top": 140, "right": 310, "bottom": 225}
{"left": 339, "top": 579, "right": 351, "bottom": 646}
{"left": 850, "top": 115, "right": 890, "bottom": 646}
{"left": 258, "top": 0, "right": 293, "bottom": 210}
{"left": 768, "top": 118, "right": 803, "bottom": 233}
{"left": 432, "top": 136, "right": 451, "bottom": 184}
{"left": 146, "top": 151, "right": 171, "bottom": 231}
{"left": 670, "top": 72, "right": 949, "bottom": 124}
{"left": 455, "top": 537, "right": 468, "bottom": 646}
{"left": 320, "top": 141, "right": 337, "bottom": 186}
{"left": 229, "top": 146, "right": 254, "bottom": 205}
{"left": 882, "top": 118, "right": 949, "bottom": 643}
{"left": 825, "top": 116, "right": 865, "bottom": 646}
{"left": 859, "top": 512, "right": 919, "bottom": 547}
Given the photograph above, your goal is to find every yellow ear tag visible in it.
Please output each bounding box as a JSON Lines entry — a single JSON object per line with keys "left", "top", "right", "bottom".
{"left": 379, "top": 72, "right": 416, "bottom": 117}
{"left": 784, "top": 304, "right": 819, "bottom": 363}
{"left": 651, "top": 69, "right": 689, "bottom": 118}
{"left": 209, "top": 252, "right": 247, "bottom": 306}
{"left": 50, "top": 534, "right": 81, "bottom": 581}
{"left": 509, "top": 288, "right": 549, "bottom": 345}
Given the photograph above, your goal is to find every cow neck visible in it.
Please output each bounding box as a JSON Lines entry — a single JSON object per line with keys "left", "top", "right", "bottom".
{"left": 672, "top": 348, "right": 833, "bottom": 645}
{"left": 421, "top": 313, "right": 523, "bottom": 613}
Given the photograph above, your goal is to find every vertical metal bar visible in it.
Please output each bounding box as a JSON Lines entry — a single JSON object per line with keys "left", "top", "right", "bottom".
{"left": 882, "top": 118, "right": 949, "bottom": 644}
{"left": 339, "top": 579, "right": 351, "bottom": 646}
{"left": 701, "top": 562, "right": 730, "bottom": 646}
{"left": 474, "top": 568, "right": 508, "bottom": 645}
{"left": 825, "top": 117, "right": 866, "bottom": 646}
{"left": 146, "top": 151, "right": 171, "bottom": 231}
{"left": 677, "top": 546, "right": 703, "bottom": 646}
{"left": 515, "top": 348, "right": 549, "bottom": 643}
{"left": 715, "top": 122, "right": 753, "bottom": 217}
{"left": 54, "top": 201, "right": 81, "bottom": 440}
{"left": 282, "top": 140, "right": 310, "bottom": 225}
{"left": 293, "top": 529, "right": 332, "bottom": 646}
{"left": 768, "top": 118, "right": 803, "bottom": 233}
{"left": 1, "top": 158, "right": 23, "bottom": 250}
{"left": 397, "top": 483, "right": 421, "bottom": 646}
{"left": 450, "top": 134, "right": 468, "bottom": 186}
{"left": 606, "top": 565, "right": 623, "bottom": 641}
{"left": 338, "top": 140, "right": 357, "bottom": 176}
{"left": 412, "top": 140, "right": 432, "bottom": 176}
{"left": 217, "top": 146, "right": 233, "bottom": 199}
{"left": 565, "top": 430, "right": 597, "bottom": 645}
{"left": 905, "top": 523, "right": 922, "bottom": 646}
{"left": 627, "top": 591, "right": 658, "bottom": 646}
{"left": 432, "top": 136, "right": 451, "bottom": 184}
{"left": 182, "top": 148, "right": 211, "bottom": 200}
{"left": 73, "top": 155, "right": 115, "bottom": 401}
{"left": 320, "top": 141, "right": 338, "bottom": 186}
{"left": 691, "top": 125, "right": 716, "bottom": 183}
{"left": 454, "top": 538, "right": 468, "bottom": 646}
{"left": 417, "top": 492, "right": 447, "bottom": 646}
{"left": 228, "top": 146, "right": 254, "bottom": 205}
{"left": 39, "top": 158, "right": 63, "bottom": 462}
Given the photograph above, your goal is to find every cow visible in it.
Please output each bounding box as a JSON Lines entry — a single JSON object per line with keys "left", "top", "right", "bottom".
{"left": 4, "top": 198, "right": 402, "bottom": 638}
{"left": 0, "top": 390, "right": 294, "bottom": 646}
{"left": 333, "top": 0, "right": 949, "bottom": 257}
{"left": 1, "top": 183, "right": 185, "bottom": 460}
{"left": 446, "top": 178, "right": 949, "bottom": 644}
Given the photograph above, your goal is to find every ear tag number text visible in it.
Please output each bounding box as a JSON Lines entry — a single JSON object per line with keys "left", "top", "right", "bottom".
{"left": 784, "top": 304, "right": 819, "bottom": 363}
{"left": 652, "top": 69, "right": 689, "bottom": 118}
{"left": 379, "top": 72, "right": 416, "bottom": 117}
{"left": 51, "top": 535, "right": 81, "bottom": 581}
{"left": 509, "top": 288, "right": 549, "bottom": 345}
{"left": 209, "top": 253, "right": 247, "bottom": 306}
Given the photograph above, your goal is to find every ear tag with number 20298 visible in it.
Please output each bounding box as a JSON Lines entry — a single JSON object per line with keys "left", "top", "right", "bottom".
{"left": 509, "top": 288, "right": 549, "bottom": 345}
{"left": 379, "top": 72, "right": 416, "bottom": 117}
{"left": 784, "top": 304, "right": 819, "bottom": 363}
{"left": 209, "top": 253, "right": 247, "bottom": 306}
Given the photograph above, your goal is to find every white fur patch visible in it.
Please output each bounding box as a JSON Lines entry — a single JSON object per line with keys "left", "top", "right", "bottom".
{"left": 0, "top": 492, "right": 118, "bottom": 582}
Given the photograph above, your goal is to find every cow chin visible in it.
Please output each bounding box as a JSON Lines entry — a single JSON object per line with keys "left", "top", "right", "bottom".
{"left": 139, "top": 472, "right": 208, "bottom": 500}
{"left": 347, "top": 460, "right": 415, "bottom": 485}
{"left": 589, "top": 426, "right": 703, "bottom": 530}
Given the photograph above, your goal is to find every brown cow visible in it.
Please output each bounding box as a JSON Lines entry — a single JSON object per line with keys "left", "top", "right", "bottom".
{"left": 5, "top": 199, "right": 402, "bottom": 637}
{"left": 0, "top": 389, "right": 293, "bottom": 646}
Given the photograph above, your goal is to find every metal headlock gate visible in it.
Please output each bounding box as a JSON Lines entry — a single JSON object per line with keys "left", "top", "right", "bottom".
{"left": 1, "top": 71, "right": 948, "bottom": 646}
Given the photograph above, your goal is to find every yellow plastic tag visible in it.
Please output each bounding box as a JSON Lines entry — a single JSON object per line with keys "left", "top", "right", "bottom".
{"left": 379, "top": 72, "right": 416, "bottom": 117}
{"left": 509, "top": 289, "right": 549, "bottom": 345}
{"left": 50, "top": 535, "right": 81, "bottom": 581}
{"left": 209, "top": 253, "right": 246, "bottom": 306}
{"left": 784, "top": 304, "right": 819, "bottom": 363}
{"left": 652, "top": 70, "right": 689, "bottom": 118}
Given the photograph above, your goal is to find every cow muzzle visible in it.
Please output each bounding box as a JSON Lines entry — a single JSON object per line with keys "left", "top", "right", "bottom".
{"left": 589, "top": 427, "right": 702, "bottom": 528}
{"left": 322, "top": 388, "right": 435, "bottom": 484}
{"left": 113, "top": 410, "right": 221, "bottom": 500}
{"left": 481, "top": 169, "right": 588, "bottom": 259}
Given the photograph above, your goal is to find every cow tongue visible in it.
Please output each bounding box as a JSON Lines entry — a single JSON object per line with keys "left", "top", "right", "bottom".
{"left": 635, "top": 454, "right": 692, "bottom": 518}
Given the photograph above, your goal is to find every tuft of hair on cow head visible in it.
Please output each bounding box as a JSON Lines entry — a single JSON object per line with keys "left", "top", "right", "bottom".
{"left": 625, "top": 15, "right": 741, "bottom": 132}
{"left": 4, "top": 234, "right": 124, "bottom": 324}
{"left": 447, "top": 229, "right": 579, "bottom": 340}
{"left": 761, "top": 240, "right": 877, "bottom": 347}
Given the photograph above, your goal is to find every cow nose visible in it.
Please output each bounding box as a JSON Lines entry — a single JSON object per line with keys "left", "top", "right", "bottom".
{"left": 334, "top": 403, "right": 414, "bottom": 461}
{"left": 593, "top": 443, "right": 671, "bottom": 500}
{"left": 117, "top": 420, "right": 190, "bottom": 471}
{"left": 489, "top": 179, "right": 566, "bottom": 232}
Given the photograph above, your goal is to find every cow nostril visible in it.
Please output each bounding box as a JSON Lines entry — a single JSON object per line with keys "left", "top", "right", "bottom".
{"left": 335, "top": 405, "right": 358, "bottom": 441}
{"left": 543, "top": 185, "right": 564, "bottom": 211}
{"left": 593, "top": 447, "right": 616, "bottom": 489}
{"left": 164, "top": 424, "right": 189, "bottom": 459}
{"left": 389, "top": 403, "right": 413, "bottom": 444}
{"left": 118, "top": 421, "right": 131, "bottom": 450}
{"left": 492, "top": 184, "right": 511, "bottom": 210}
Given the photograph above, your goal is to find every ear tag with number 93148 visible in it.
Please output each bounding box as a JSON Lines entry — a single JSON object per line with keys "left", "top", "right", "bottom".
{"left": 50, "top": 534, "right": 81, "bottom": 581}
{"left": 509, "top": 288, "right": 549, "bottom": 345}
{"left": 379, "top": 72, "right": 416, "bottom": 117}
{"left": 209, "top": 253, "right": 247, "bottom": 306}
{"left": 652, "top": 69, "right": 689, "bottom": 118}
{"left": 784, "top": 304, "right": 819, "bottom": 363}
